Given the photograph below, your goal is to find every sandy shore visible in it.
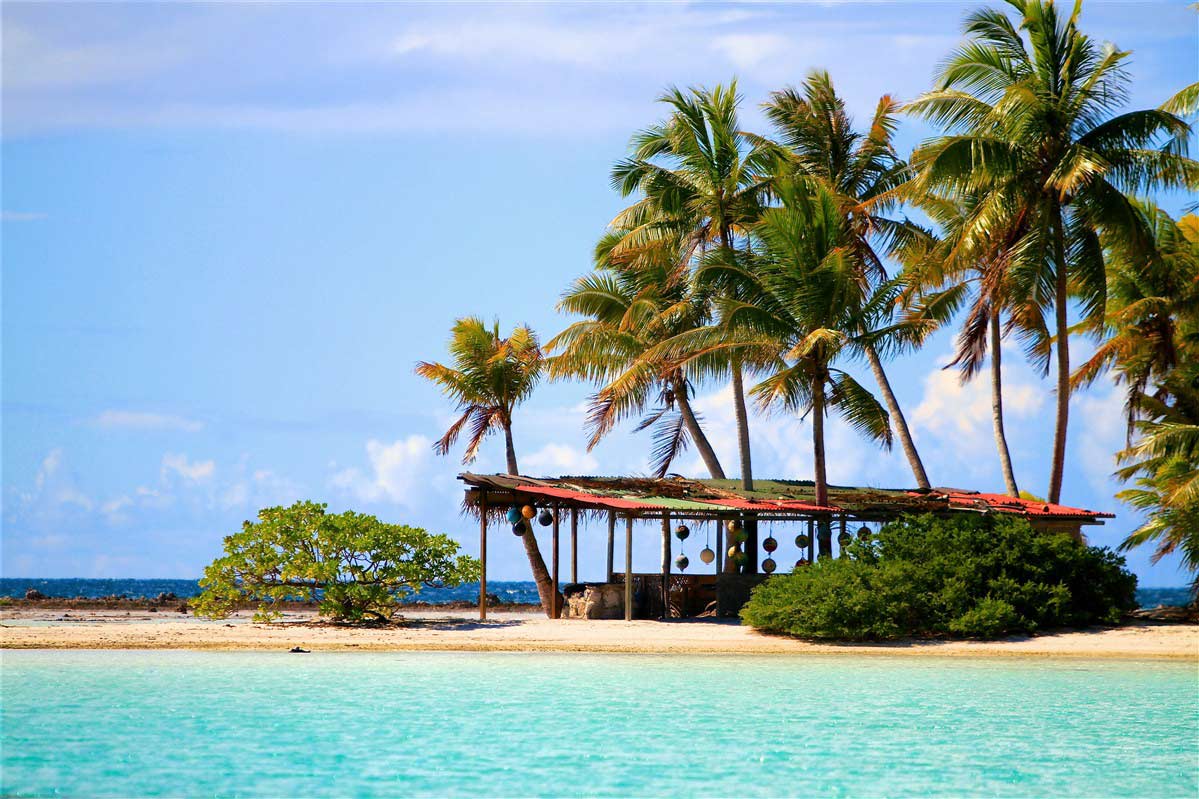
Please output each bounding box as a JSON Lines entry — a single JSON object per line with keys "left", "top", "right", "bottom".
{"left": 2, "top": 607, "right": 1197, "bottom": 659}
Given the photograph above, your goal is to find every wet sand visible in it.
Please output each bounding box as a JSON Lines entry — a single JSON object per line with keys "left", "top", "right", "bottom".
{"left": 2, "top": 607, "right": 1196, "bottom": 659}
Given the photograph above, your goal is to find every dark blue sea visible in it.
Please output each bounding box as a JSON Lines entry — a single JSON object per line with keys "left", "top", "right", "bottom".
{"left": 0, "top": 578, "right": 537, "bottom": 605}
{"left": 0, "top": 578, "right": 1191, "bottom": 608}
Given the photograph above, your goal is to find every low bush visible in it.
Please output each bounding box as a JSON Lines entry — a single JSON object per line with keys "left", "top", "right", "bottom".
{"left": 741, "top": 514, "right": 1137, "bottom": 640}
{"left": 195, "top": 501, "right": 479, "bottom": 622}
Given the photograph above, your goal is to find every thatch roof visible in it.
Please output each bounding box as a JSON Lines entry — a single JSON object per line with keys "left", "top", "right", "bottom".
{"left": 459, "top": 473, "right": 1113, "bottom": 524}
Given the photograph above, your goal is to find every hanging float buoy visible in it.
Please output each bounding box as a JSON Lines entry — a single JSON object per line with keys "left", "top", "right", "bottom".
{"left": 521, "top": 505, "right": 536, "bottom": 520}
{"left": 726, "top": 519, "right": 742, "bottom": 534}
{"left": 512, "top": 521, "right": 527, "bottom": 536}
{"left": 795, "top": 558, "right": 809, "bottom": 568}
{"left": 538, "top": 509, "right": 553, "bottom": 527}
{"left": 837, "top": 531, "right": 852, "bottom": 546}
{"left": 763, "top": 536, "right": 778, "bottom": 553}
{"left": 699, "top": 547, "right": 715, "bottom": 564}
{"left": 795, "top": 533, "right": 810, "bottom": 548}
{"left": 857, "top": 526, "right": 871, "bottom": 541}
{"left": 507, "top": 506, "right": 522, "bottom": 524}
{"left": 762, "top": 557, "right": 777, "bottom": 574}
{"left": 675, "top": 554, "right": 689, "bottom": 571}
{"left": 674, "top": 524, "right": 690, "bottom": 541}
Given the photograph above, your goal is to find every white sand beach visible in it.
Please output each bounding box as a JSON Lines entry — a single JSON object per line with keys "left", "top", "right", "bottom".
{"left": 2, "top": 608, "right": 1196, "bottom": 659}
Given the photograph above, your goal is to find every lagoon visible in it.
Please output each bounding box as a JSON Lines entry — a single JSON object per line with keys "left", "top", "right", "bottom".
{"left": 2, "top": 650, "right": 1196, "bottom": 797}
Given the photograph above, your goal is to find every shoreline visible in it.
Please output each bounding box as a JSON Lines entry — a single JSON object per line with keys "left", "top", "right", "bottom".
{"left": 2, "top": 608, "right": 1196, "bottom": 660}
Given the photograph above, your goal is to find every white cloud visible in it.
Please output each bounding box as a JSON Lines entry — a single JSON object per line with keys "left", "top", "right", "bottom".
{"left": 1074, "top": 381, "right": 1128, "bottom": 495}
{"left": 912, "top": 357, "right": 1043, "bottom": 457}
{"left": 521, "top": 443, "right": 599, "bottom": 476}
{"left": 710, "top": 33, "right": 790, "bottom": 70}
{"left": 161, "top": 452, "right": 215, "bottom": 482}
{"left": 331, "top": 435, "right": 432, "bottom": 505}
{"left": 95, "top": 410, "right": 204, "bottom": 433}
{"left": 34, "top": 449, "right": 63, "bottom": 491}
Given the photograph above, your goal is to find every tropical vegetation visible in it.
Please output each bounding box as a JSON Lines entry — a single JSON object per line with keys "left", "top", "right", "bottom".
{"left": 195, "top": 501, "right": 478, "bottom": 622}
{"left": 417, "top": 0, "right": 1198, "bottom": 591}
{"left": 414, "top": 317, "right": 561, "bottom": 616}
{"left": 740, "top": 514, "right": 1137, "bottom": 640}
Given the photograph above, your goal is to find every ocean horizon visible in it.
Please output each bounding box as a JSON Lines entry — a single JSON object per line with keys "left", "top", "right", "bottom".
{"left": 1, "top": 577, "right": 1192, "bottom": 609}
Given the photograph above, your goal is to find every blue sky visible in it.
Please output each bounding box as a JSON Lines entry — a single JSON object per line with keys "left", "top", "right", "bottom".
{"left": 3, "top": 1, "right": 1196, "bottom": 584}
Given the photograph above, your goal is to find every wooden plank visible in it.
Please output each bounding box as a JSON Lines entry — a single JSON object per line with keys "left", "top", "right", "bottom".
{"left": 570, "top": 508, "right": 578, "bottom": 584}
{"left": 479, "top": 495, "right": 488, "bottom": 621}
{"left": 606, "top": 511, "right": 615, "bottom": 582}
{"left": 551, "top": 502, "right": 560, "bottom": 619}
{"left": 624, "top": 516, "right": 633, "bottom": 622}
{"left": 661, "top": 514, "right": 671, "bottom": 619}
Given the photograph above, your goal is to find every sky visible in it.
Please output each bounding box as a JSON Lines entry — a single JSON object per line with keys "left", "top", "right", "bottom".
{"left": 3, "top": 1, "right": 1196, "bottom": 585}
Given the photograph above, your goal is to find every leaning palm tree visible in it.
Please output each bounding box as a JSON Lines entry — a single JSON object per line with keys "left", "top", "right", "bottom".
{"left": 904, "top": 192, "right": 1030, "bottom": 496}
{"left": 765, "top": 71, "right": 934, "bottom": 488}
{"left": 906, "top": 0, "right": 1196, "bottom": 503}
{"left": 548, "top": 227, "right": 727, "bottom": 479}
{"left": 611, "top": 81, "right": 774, "bottom": 494}
{"left": 415, "top": 317, "right": 559, "bottom": 617}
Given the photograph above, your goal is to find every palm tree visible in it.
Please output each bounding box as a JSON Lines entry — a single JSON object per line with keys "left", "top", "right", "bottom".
{"left": 1076, "top": 206, "right": 1199, "bottom": 594}
{"left": 906, "top": 0, "right": 1195, "bottom": 503}
{"left": 764, "top": 70, "right": 933, "bottom": 488}
{"left": 547, "top": 227, "right": 727, "bottom": 478}
{"left": 661, "top": 176, "right": 896, "bottom": 556}
{"left": 904, "top": 192, "right": 1029, "bottom": 496}
{"left": 415, "top": 317, "right": 560, "bottom": 616}
{"left": 611, "top": 81, "right": 774, "bottom": 495}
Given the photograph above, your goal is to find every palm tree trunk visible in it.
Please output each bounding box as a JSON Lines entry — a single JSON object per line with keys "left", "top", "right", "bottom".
{"left": 1048, "top": 208, "right": 1070, "bottom": 504}
{"left": 722, "top": 224, "right": 756, "bottom": 570}
{"left": 990, "top": 310, "right": 1020, "bottom": 497}
{"left": 730, "top": 362, "right": 757, "bottom": 573}
{"left": 812, "top": 374, "right": 832, "bottom": 558}
{"left": 504, "top": 423, "right": 560, "bottom": 617}
{"left": 864, "top": 344, "right": 930, "bottom": 489}
{"left": 674, "top": 378, "right": 726, "bottom": 479}
{"left": 503, "top": 425, "right": 519, "bottom": 475}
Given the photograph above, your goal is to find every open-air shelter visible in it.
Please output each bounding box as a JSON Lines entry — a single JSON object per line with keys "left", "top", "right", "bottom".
{"left": 461, "top": 473, "right": 1114, "bottom": 621}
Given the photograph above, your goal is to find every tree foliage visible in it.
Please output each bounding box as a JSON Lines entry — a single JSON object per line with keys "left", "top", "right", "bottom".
{"left": 195, "top": 501, "right": 479, "bottom": 622}
{"left": 741, "top": 514, "right": 1136, "bottom": 640}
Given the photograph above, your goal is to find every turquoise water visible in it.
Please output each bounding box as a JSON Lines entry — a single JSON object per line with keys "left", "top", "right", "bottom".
{"left": 2, "top": 651, "right": 1196, "bottom": 798}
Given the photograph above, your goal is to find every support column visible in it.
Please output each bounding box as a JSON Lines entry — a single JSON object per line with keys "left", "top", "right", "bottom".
{"left": 478, "top": 496, "right": 488, "bottom": 621}
{"left": 551, "top": 502, "right": 560, "bottom": 619}
{"left": 715, "top": 521, "right": 723, "bottom": 576}
{"left": 661, "top": 515, "right": 671, "bottom": 620}
{"left": 624, "top": 516, "right": 633, "bottom": 622}
{"left": 807, "top": 519, "right": 815, "bottom": 562}
{"left": 570, "top": 508, "right": 578, "bottom": 584}
{"left": 606, "top": 511, "right": 615, "bottom": 582}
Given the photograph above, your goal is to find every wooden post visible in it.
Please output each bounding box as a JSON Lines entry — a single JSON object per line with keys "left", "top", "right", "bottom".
{"left": 624, "top": 515, "right": 633, "bottom": 621}
{"left": 808, "top": 519, "right": 815, "bottom": 562}
{"left": 838, "top": 515, "right": 847, "bottom": 558}
{"left": 606, "top": 511, "right": 615, "bottom": 582}
{"left": 715, "top": 520, "right": 723, "bottom": 576}
{"left": 551, "top": 502, "right": 560, "bottom": 619}
{"left": 661, "top": 515, "right": 671, "bottom": 620}
{"left": 570, "top": 508, "right": 578, "bottom": 584}
{"left": 478, "top": 495, "right": 488, "bottom": 621}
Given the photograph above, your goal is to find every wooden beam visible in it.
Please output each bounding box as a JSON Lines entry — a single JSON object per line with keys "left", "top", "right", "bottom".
{"left": 624, "top": 516, "right": 633, "bottom": 622}
{"left": 661, "top": 514, "right": 671, "bottom": 620}
{"left": 478, "top": 495, "right": 488, "bottom": 621}
{"left": 551, "top": 502, "right": 560, "bottom": 619}
{"left": 570, "top": 508, "right": 578, "bottom": 584}
{"left": 715, "top": 520, "right": 723, "bottom": 576}
{"left": 606, "top": 511, "right": 615, "bottom": 582}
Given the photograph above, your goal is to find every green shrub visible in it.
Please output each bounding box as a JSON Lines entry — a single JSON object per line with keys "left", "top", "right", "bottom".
{"left": 195, "top": 501, "right": 479, "bottom": 622}
{"left": 741, "top": 514, "right": 1137, "bottom": 640}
